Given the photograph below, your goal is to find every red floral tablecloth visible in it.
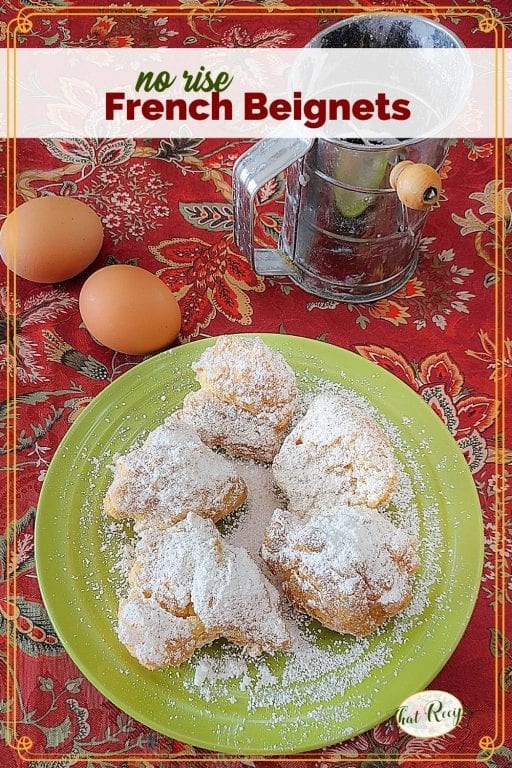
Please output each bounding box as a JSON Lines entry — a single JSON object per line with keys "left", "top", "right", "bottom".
{"left": 0, "top": 1, "right": 510, "bottom": 766}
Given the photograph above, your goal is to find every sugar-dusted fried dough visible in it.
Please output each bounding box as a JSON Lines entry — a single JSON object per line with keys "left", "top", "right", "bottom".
{"left": 118, "top": 592, "right": 217, "bottom": 669}
{"left": 272, "top": 393, "right": 398, "bottom": 514}
{"left": 192, "top": 335, "right": 297, "bottom": 421}
{"left": 182, "top": 336, "right": 297, "bottom": 462}
{"left": 118, "top": 513, "right": 291, "bottom": 668}
{"left": 261, "top": 506, "right": 419, "bottom": 637}
{"left": 103, "top": 412, "right": 246, "bottom": 527}
{"left": 182, "top": 389, "right": 283, "bottom": 463}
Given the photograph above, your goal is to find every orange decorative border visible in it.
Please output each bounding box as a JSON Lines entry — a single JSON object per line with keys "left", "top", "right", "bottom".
{"left": 3, "top": 3, "right": 507, "bottom": 763}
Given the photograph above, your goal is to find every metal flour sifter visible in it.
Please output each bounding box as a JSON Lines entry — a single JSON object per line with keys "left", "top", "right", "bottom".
{"left": 233, "top": 14, "right": 469, "bottom": 303}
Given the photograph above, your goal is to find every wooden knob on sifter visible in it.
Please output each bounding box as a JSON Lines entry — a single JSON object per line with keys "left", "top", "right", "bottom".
{"left": 389, "top": 160, "right": 442, "bottom": 211}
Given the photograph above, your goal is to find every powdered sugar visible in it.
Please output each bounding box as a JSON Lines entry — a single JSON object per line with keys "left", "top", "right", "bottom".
{"left": 222, "top": 461, "right": 283, "bottom": 581}
{"left": 273, "top": 393, "right": 398, "bottom": 513}
{"left": 262, "top": 505, "right": 419, "bottom": 635}
{"left": 96, "top": 362, "right": 444, "bottom": 747}
{"left": 118, "top": 590, "right": 198, "bottom": 668}
{"left": 103, "top": 412, "right": 247, "bottom": 527}
{"left": 182, "top": 335, "right": 298, "bottom": 461}
{"left": 193, "top": 335, "right": 297, "bottom": 417}
{"left": 178, "top": 381, "right": 442, "bottom": 723}
{"left": 183, "top": 388, "right": 284, "bottom": 462}
{"left": 118, "top": 513, "right": 290, "bottom": 668}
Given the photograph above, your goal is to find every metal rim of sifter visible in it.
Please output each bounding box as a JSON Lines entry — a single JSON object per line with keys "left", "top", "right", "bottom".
{"left": 303, "top": 13, "right": 470, "bottom": 153}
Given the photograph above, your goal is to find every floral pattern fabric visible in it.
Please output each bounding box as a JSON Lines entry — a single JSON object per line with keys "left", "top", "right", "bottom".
{"left": 0, "top": 1, "right": 510, "bottom": 766}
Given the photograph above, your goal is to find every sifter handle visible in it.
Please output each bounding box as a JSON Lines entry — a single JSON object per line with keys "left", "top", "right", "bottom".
{"left": 389, "top": 160, "right": 443, "bottom": 211}
{"left": 232, "top": 138, "right": 313, "bottom": 275}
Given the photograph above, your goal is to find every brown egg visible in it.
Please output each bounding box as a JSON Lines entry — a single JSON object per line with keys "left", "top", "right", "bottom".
{"left": 79, "top": 265, "right": 181, "bottom": 355}
{"left": 0, "top": 196, "right": 104, "bottom": 283}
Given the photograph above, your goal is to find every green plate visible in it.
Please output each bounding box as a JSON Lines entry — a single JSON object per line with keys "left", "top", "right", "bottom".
{"left": 35, "top": 334, "right": 483, "bottom": 755}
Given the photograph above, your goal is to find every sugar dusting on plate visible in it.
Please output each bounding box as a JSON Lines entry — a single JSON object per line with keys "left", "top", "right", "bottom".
{"left": 85, "top": 370, "right": 443, "bottom": 746}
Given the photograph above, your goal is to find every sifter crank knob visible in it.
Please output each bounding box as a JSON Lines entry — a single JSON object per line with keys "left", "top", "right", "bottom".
{"left": 389, "top": 160, "right": 442, "bottom": 211}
